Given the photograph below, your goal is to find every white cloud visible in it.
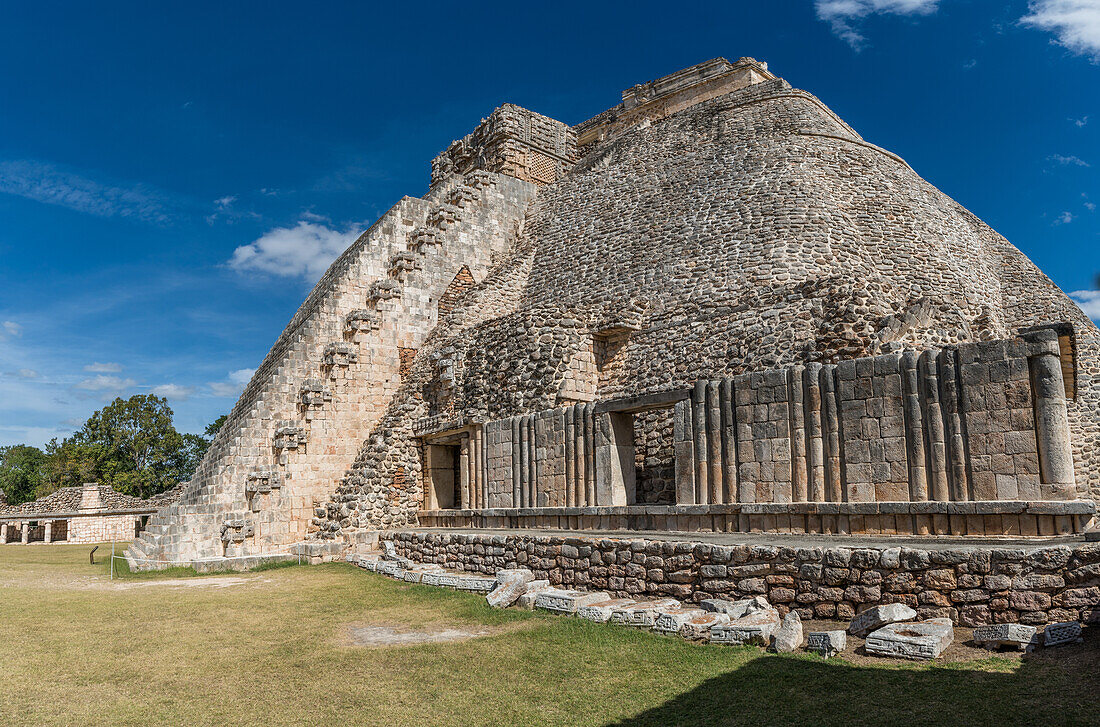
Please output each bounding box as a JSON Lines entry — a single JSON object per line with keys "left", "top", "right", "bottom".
{"left": 815, "top": 0, "right": 940, "bottom": 49}
{"left": 209, "top": 368, "right": 255, "bottom": 397}
{"left": 214, "top": 195, "right": 237, "bottom": 209}
{"left": 75, "top": 374, "right": 138, "bottom": 394}
{"left": 2, "top": 320, "right": 22, "bottom": 337}
{"left": 1086, "top": 201, "right": 1097, "bottom": 210}
{"left": 1071, "top": 115, "right": 1090, "bottom": 126}
{"left": 83, "top": 361, "right": 122, "bottom": 373}
{"left": 0, "top": 160, "right": 171, "bottom": 223}
{"left": 228, "top": 221, "right": 359, "bottom": 280}
{"left": 151, "top": 383, "right": 194, "bottom": 400}
{"left": 1021, "top": 0, "right": 1100, "bottom": 59}
{"left": 15, "top": 369, "right": 38, "bottom": 379}
{"left": 1070, "top": 290, "right": 1100, "bottom": 320}
{"left": 1055, "top": 210, "right": 1076, "bottom": 224}
{"left": 1048, "top": 153, "right": 1091, "bottom": 166}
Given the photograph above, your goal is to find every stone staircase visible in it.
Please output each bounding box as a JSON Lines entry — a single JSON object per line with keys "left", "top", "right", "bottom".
{"left": 127, "top": 172, "right": 506, "bottom": 568}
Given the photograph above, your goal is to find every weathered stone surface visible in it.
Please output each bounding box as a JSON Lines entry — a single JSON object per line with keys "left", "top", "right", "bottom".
{"left": 848, "top": 603, "right": 918, "bottom": 637}
{"left": 864, "top": 618, "right": 954, "bottom": 660}
{"left": 806, "top": 630, "right": 847, "bottom": 658}
{"left": 653, "top": 607, "right": 708, "bottom": 634}
{"left": 578, "top": 598, "right": 638, "bottom": 622}
{"left": 535, "top": 589, "right": 611, "bottom": 614}
{"left": 972, "top": 623, "right": 1038, "bottom": 651}
{"left": 454, "top": 575, "right": 498, "bottom": 593}
{"left": 770, "top": 611, "right": 803, "bottom": 653}
{"left": 1043, "top": 621, "right": 1083, "bottom": 646}
{"left": 680, "top": 612, "right": 730, "bottom": 640}
{"left": 515, "top": 580, "right": 552, "bottom": 610}
{"left": 486, "top": 568, "right": 535, "bottom": 608}
{"left": 609, "top": 598, "right": 682, "bottom": 627}
{"left": 699, "top": 596, "right": 771, "bottom": 619}
{"left": 709, "top": 607, "right": 782, "bottom": 645}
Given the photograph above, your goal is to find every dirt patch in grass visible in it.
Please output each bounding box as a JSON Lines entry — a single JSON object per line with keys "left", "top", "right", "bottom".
{"left": 340, "top": 619, "right": 537, "bottom": 648}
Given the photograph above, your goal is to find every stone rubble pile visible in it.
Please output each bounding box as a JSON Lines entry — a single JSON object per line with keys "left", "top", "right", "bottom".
{"left": 346, "top": 548, "right": 1090, "bottom": 660}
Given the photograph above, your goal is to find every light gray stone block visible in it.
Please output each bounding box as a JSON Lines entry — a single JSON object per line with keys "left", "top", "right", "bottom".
{"left": 653, "top": 607, "right": 708, "bottom": 634}
{"left": 609, "top": 598, "right": 681, "bottom": 627}
{"left": 770, "top": 611, "right": 803, "bottom": 653}
{"left": 848, "top": 603, "right": 917, "bottom": 637}
{"left": 806, "top": 630, "right": 847, "bottom": 658}
{"left": 709, "top": 607, "right": 781, "bottom": 645}
{"left": 972, "top": 623, "right": 1038, "bottom": 651}
{"left": 577, "top": 598, "right": 638, "bottom": 622}
{"left": 534, "top": 589, "right": 611, "bottom": 614}
{"left": 1043, "top": 621, "right": 1083, "bottom": 647}
{"left": 865, "top": 618, "right": 953, "bottom": 660}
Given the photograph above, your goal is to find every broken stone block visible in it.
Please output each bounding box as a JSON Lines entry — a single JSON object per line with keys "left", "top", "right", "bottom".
{"left": 972, "top": 623, "right": 1038, "bottom": 651}
{"left": 709, "top": 606, "right": 782, "bottom": 646}
{"left": 534, "top": 589, "right": 611, "bottom": 614}
{"left": 1043, "top": 621, "right": 1083, "bottom": 647}
{"left": 355, "top": 555, "right": 381, "bottom": 571}
{"left": 848, "top": 603, "right": 917, "bottom": 637}
{"left": 577, "top": 598, "right": 638, "bottom": 622}
{"left": 515, "top": 580, "right": 552, "bottom": 609}
{"left": 381, "top": 540, "right": 397, "bottom": 558}
{"left": 864, "top": 618, "right": 954, "bottom": 660}
{"left": 608, "top": 598, "right": 682, "bottom": 627}
{"left": 486, "top": 568, "right": 535, "bottom": 608}
{"left": 700, "top": 596, "right": 771, "bottom": 619}
{"left": 770, "top": 611, "right": 803, "bottom": 653}
{"left": 806, "top": 630, "right": 847, "bottom": 659}
{"left": 454, "top": 575, "right": 498, "bottom": 593}
{"left": 375, "top": 561, "right": 400, "bottom": 576}
{"left": 653, "top": 607, "right": 708, "bottom": 634}
{"left": 421, "top": 571, "right": 459, "bottom": 588}
{"left": 679, "top": 611, "right": 730, "bottom": 640}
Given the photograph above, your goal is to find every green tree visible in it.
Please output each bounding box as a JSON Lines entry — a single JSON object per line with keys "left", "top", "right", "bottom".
{"left": 204, "top": 415, "right": 228, "bottom": 438}
{"left": 0, "top": 444, "right": 47, "bottom": 505}
{"left": 62, "top": 395, "right": 196, "bottom": 499}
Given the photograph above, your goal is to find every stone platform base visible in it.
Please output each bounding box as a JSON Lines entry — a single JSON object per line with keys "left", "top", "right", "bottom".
{"left": 418, "top": 501, "right": 1096, "bottom": 538}
{"left": 384, "top": 529, "right": 1100, "bottom": 627}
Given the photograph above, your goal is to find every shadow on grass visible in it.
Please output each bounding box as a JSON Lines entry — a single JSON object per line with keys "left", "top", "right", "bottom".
{"left": 603, "top": 640, "right": 1099, "bottom": 727}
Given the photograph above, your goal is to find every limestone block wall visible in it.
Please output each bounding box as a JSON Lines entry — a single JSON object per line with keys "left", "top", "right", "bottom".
{"left": 389, "top": 531, "right": 1100, "bottom": 627}
{"left": 430, "top": 331, "right": 1076, "bottom": 520}
{"left": 68, "top": 514, "right": 138, "bottom": 544}
{"left": 127, "top": 171, "right": 536, "bottom": 567}
{"left": 674, "top": 330, "right": 1077, "bottom": 508}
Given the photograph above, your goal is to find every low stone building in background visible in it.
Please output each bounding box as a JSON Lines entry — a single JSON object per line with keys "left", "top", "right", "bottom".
{"left": 0, "top": 483, "right": 179, "bottom": 545}
{"left": 126, "top": 56, "right": 1100, "bottom": 607}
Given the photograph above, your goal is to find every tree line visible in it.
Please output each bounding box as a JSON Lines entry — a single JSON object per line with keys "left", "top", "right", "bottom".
{"left": 0, "top": 395, "right": 226, "bottom": 506}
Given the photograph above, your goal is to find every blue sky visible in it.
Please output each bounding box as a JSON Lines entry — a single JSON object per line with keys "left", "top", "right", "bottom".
{"left": 1, "top": 0, "right": 1098, "bottom": 447}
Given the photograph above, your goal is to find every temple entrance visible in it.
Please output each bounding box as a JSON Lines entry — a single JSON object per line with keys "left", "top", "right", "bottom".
{"left": 423, "top": 437, "right": 462, "bottom": 510}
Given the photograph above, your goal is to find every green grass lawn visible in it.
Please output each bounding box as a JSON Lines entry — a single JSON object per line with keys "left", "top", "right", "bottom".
{"left": 1, "top": 543, "right": 1097, "bottom": 727}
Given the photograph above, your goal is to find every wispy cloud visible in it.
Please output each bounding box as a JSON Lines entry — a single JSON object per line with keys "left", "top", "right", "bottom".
{"left": 1070, "top": 290, "right": 1100, "bottom": 320}
{"left": 151, "top": 383, "right": 194, "bottom": 401}
{"left": 1, "top": 321, "right": 22, "bottom": 338}
{"left": 1054, "top": 210, "right": 1076, "bottom": 224}
{"left": 814, "top": 0, "right": 940, "bottom": 49}
{"left": 1021, "top": 0, "right": 1100, "bottom": 60}
{"left": 83, "top": 361, "right": 122, "bottom": 373}
{"left": 209, "top": 368, "right": 255, "bottom": 398}
{"left": 75, "top": 374, "right": 138, "bottom": 394}
{"left": 0, "top": 160, "right": 172, "bottom": 223}
{"left": 228, "top": 221, "right": 360, "bottom": 281}
{"left": 1070, "top": 115, "right": 1090, "bottom": 126}
{"left": 1048, "top": 153, "right": 1091, "bottom": 166}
